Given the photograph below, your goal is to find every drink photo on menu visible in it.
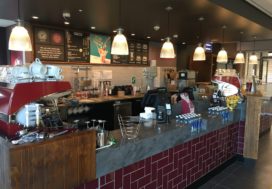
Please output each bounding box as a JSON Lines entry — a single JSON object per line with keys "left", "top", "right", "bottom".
{"left": 90, "top": 34, "right": 111, "bottom": 64}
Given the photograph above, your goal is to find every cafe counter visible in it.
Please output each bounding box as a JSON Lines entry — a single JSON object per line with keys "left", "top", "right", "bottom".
{"left": 78, "top": 104, "right": 245, "bottom": 189}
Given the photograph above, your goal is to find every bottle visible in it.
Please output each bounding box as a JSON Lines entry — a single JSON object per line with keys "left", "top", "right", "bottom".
{"left": 105, "top": 84, "right": 108, "bottom": 96}
{"left": 108, "top": 84, "right": 112, "bottom": 95}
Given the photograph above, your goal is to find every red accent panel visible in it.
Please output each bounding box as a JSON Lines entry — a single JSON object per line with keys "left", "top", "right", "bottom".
{"left": 82, "top": 124, "right": 240, "bottom": 189}
{"left": 0, "top": 81, "right": 71, "bottom": 115}
{"left": 0, "top": 120, "right": 21, "bottom": 138}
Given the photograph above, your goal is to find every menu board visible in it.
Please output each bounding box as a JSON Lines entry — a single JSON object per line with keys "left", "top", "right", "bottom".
{"left": 34, "top": 27, "right": 65, "bottom": 61}
{"left": 33, "top": 26, "right": 149, "bottom": 66}
{"left": 111, "top": 39, "right": 149, "bottom": 65}
{"left": 66, "top": 31, "right": 90, "bottom": 62}
{"left": 111, "top": 54, "right": 128, "bottom": 64}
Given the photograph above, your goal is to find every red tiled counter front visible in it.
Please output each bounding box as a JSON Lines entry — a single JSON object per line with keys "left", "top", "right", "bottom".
{"left": 78, "top": 123, "right": 241, "bottom": 189}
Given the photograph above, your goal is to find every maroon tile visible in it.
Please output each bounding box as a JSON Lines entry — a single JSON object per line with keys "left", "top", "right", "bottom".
{"left": 131, "top": 168, "right": 145, "bottom": 182}
{"left": 168, "top": 169, "right": 178, "bottom": 181}
{"left": 157, "top": 169, "right": 163, "bottom": 187}
{"left": 182, "top": 155, "right": 191, "bottom": 164}
{"left": 168, "top": 148, "right": 174, "bottom": 162}
{"left": 123, "top": 164, "right": 136, "bottom": 175}
{"left": 167, "top": 179, "right": 173, "bottom": 189}
{"left": 138, "top": 174, "right": 151, "bottom": 188}
{"left": 173, "top": 175, "right": 183, "bottom": 186}
{"left": 178, "top": 149, "right": 188, "bottom": 159}
{"left": 186, "top": 169, "right": 191, "bottom": 184}
{"left": 158, "top": 157, "right": 169, "bottom": 169}
{"left": 115, "top": 169, "right": 123, "bottom": 189}
{"left": 162, "top": 163, "right": 173, "bottom": 175}
{"left": 192, "top": 137, "right": 199, "bottom": 145}
{"left": 106, "top": 173, "right": 114, "bottom": 183}
{"left": 85, "top": 179, "right": 98, "bottom": 189}
{"left": 173, "top": 153, "right": 178, "bottom": 167}
{"left": 178, "top": 180, "right": 186, "bottom": 189}
{"left": 162, "top": 175, "right": 168, "bottom": 189}
{"left": 123, "top": 174, "right": 131, "bottom": 189}
{"left": 151, "top": 152, "right": 164, "bottom": 162}
{"left": 131, "top": 181, "right": 138, "bottom": 189}
{"left": 174, "top": 144, "right": 184, "bottom": 153}
{"left": 191, "top": 165, "right": 199, "bottom": 175}
{"left": 101, "top": 182, "right": 114, "bottom": 189}
{"left": 145, "top": 157, "right": 152, "bottom": 175}
{"left": 163, "top": 150, "right": 169, "bottom": 158}
{"left": 145, "top": 181, "right": 157, "bottom": 189}
{"left": 100, "top": 176, "right": 106, "bottom": 186}
{"left": 185, "top": 160, "right": 194, "bottom": 170}
{"left": 151, "top": 162, "right": 158, "bottom": 180}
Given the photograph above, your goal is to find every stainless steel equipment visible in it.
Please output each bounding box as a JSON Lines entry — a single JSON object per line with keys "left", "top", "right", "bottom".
{"left": 177, "top": 70, "right": 196, "bottom": 90}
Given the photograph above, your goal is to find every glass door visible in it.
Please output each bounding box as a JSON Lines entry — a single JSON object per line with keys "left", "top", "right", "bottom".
{"left": 261, "top": 57, "right": 272, "bottom": 83}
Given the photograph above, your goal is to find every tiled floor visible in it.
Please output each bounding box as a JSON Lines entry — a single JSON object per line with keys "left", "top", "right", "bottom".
{"left": 198, "top": 129, "right": 272, "bottom": 189}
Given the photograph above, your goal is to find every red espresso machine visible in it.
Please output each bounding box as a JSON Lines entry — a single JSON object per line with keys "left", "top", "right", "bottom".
{"left": 0, "top": 81, "right": 72, "bottom": 139}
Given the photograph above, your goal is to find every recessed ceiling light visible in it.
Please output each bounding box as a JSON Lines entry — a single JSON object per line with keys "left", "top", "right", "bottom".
{"left": 173, "top": 34, "right": 178, "bottom": 38}
{"left": 131, "top": 33, "right": 135, "bottom": 36}
{"left": 91, "top": 26, "right": 96, "bottom": 30}
{"left": 182, "top": 42, "right": 186, "bottom": 45}
{"left": 147, "top": 36, "right": 151, "bottom": 39}
{"left": 113, "top": 30, "right": 117, "bottom": 33}
{"left": 32, "top": 16, "right": 39, "bottom": 20}
{"left": 153, "top": 25, "right": 160, "bottom": 31}
{"left": 78, "top": 9, "right": 83, "bottom": 13}
{"left": 64, "top": 21, "right": 70, "bottom": 25}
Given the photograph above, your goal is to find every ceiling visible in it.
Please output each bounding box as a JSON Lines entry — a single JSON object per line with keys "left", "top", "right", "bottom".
{"left": 246, "top": 0, "right": 272, "bottom": 18}
{"left": 1, "top": 0, "right": 272, "bottom": 45}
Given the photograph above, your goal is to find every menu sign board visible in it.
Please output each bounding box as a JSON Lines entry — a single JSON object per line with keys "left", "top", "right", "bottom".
{"left": 34, "top": 27, "right": 65, "bottom": 61}
{"left": 66, "top": 31, "right": 90, "bottom": 62}
{"left": 111, "top": 54, "right": 128, "bottom": 64}
{"left": 112, "top": 39, "right": 149, "bottom": 65}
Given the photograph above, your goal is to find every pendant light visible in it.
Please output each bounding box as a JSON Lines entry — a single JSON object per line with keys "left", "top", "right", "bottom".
{"left": 234, "top": 32, "right": 245, "bottom": 64}
{"left": 111, "top": 0, "right": 128, "bottom": 55}
{"left": 160, "top": 6, "right": 175, "bottom": 58}
{"left": 8, "top": 0, "right": 32, "bottom": 51}
{"left": 216, "top": 26, "right": 228, "bottom": 64}
{"left": 249, "top": 36, "right": 258, "bottom": 65}
{"left": 193, "top": 17, "right": 206, "bottom": 61}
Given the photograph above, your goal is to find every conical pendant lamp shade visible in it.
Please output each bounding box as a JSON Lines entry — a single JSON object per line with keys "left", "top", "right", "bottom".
{"left": 216, "top": 48, "right": 228, "bottom": 63}
{"left": 193, "top": 44, "right": 206, "bottom": 61}
{"left": 249, "top": 54, "right": 258, "bottom": 64}
{"left": 160, "top": 37, "right": 175, "bottom": 58}
{"left": 234, "top": 52, "right": 245, "bottom": 64}
{"left": 9, "top": 23, "right": 32, "bottom": 51}
{"left": 111, "top": 28, "right": 129, "bottom": 55}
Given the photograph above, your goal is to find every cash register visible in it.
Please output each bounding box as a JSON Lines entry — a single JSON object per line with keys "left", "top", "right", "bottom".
{"left": 141, "top": 87, "right": 172, "bottom": 123}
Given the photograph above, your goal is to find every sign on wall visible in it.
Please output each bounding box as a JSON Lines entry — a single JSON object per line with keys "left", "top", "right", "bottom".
{"left": 90, "top": 34, "right": 111, "bottom": 64}
{"left": 34, "top": 27, "right": 65, "bottom": 61}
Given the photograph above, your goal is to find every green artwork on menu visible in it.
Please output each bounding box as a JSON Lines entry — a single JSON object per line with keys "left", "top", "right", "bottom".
{"left": 90, "top": 34, "right": 111, "bottom": 64}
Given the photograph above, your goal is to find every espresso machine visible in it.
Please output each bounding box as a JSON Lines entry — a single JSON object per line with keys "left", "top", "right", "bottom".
{"left": 0, "top": 81, "right": 72, "bottom": 139}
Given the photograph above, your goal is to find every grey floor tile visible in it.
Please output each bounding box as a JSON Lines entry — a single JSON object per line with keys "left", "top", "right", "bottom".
{"left": 198, "top": 130, "right": 272, "bottom": 189}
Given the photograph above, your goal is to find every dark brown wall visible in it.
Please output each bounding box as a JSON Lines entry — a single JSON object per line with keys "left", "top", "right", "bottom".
{"left": 0, "top": 27, "right": 8, "bottom": 65}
